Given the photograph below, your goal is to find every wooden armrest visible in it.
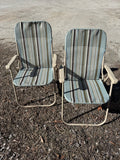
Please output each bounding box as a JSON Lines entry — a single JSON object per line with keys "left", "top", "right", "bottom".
{"left": 5, "top": 55, "right": 18, "bottom": 70}
{"left": 52, "top": 54, "right": 57, "bottom": 68}
{"left": 104, "top": 64, "right": 118, "bottom": 84}
{"left": 59, "top": 66, "right": 64, "bottom": 83}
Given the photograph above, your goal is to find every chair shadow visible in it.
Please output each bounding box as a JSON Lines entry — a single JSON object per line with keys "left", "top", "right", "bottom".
{"left": 67, "top": 106, "right": 99, "bottom": 123}
{"left": 63, "top": 99, "right": 120, "bottom": 124}
{"left": 57, "top": 80, "right": 62, "bottom": 96}
{"left": 24, "top": 93, "right": 55, "bottom": 105}
{"left": 58, "top": 67, "right": 87, "bottom": 96}
{"left": 103, "top": 115, "right": 120, "bottom": 125}
{"left": 103, "top": 79, "right": 120, "bottom": 126}
{"left": 65, "top": 67, "right": 84, "bottom": 81}
{"left": 19, "top": 57, "right": 37, "bottom": 68}
{"left": 102, "top": 67, "right": 118, "bottom": 75}
{"left": 103, "top": 81, "right": 120, "bottom": 114}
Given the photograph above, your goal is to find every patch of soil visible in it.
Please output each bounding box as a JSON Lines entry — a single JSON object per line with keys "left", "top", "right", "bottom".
{"left": 0, "top": 42, "right": 120, "bottom": 160}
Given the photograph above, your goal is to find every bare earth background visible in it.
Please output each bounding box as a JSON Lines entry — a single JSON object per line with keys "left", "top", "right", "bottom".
{"left": 0, "top": 0, "right": 120, "bottom": 159}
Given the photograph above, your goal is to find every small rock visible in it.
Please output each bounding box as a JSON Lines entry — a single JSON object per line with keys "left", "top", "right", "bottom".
{"left": 75, "top": 143, "right": 79, "bottom": 147}
{"left": 48, "top": 148, "right": 51, "bottom": 153}
{"left": 96, "top": 142, "right": 99, "bottom": 146}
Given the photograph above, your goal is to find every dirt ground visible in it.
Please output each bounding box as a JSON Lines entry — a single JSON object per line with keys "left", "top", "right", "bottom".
{"left": 0, "top": 0, "right": 120, "bottom": 160}
{"left": 0, "top": 40, "right": 120, "bottom": 160}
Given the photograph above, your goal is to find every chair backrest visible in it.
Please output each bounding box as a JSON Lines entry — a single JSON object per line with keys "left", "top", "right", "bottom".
{"left": 65, "top": 29, "right": 107, "bottom": 80}
{"left": 15, "top": 21, "right": 52, "bottom": 68}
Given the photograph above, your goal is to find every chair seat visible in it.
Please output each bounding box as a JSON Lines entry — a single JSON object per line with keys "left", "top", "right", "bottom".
{"left": 13, "top": 68, "right": 53, "bottom": 86}
{"left": 64, "top": 79, "right": 109, "bottom": 104}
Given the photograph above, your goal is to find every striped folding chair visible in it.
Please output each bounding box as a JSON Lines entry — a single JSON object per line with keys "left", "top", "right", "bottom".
{"left": 6, "top": 21, "right": 57, "bottom": 107}
{"left": 59, "top": 29, "right": 118, "bottom": 126}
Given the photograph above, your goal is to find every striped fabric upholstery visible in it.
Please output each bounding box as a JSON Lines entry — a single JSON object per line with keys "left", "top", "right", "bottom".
{"left": 15, "top": 21, "right": 52, "bottom": 68}
{"left": 14, "top": 21, "right": 53, "bottom": 86}
{"left": 65, "top": 29, "right": 107, "bottom": 80}
{"left": 64, "top": 80, "right": 109, "bottom": 104}
{"left": 13, "top": 68, "right": 53, "bottom": 86}
{"left": 64, "top": 29, "right": 109, "bottom": 104}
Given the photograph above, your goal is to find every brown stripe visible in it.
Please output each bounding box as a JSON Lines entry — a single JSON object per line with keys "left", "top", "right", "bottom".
{"left": 71, "top": 30, "right": 76, "bottom": 103}
{"left": 35, "top": 68, "right": 41, "bottom": 85}
{"left": 31, "top": 24, "right": 37, "bottom": 66}
{"left": 20, "top": 69, "right": 28, "bottom": 85}
{"left": 89, "top": 30, "right": 96, "bottom": 79}
{"left": 85, "top": 30, "right": 91, "bottom": 78}
{"left": 81, "top": 80, "right": 88, "bottom": 103}
{"left": 21, "top": 22, "right": 28, "bottom": 67}
{"left": 35, "top": 22, "right": 41, "bottom": 67}
{"left": 95, "top": 80, "right": 105, "bottom": 103}
{"left": 92, "top": 31, "right": 98, "bottom": 79}
{"left": 81, "top": 30, "right": 87, "bottom": 78}
{"left": 46, "top": 68, "right": 49, "bottom": 84}
{"left": 30, "top": 68, "right": 37, "bottom": 85}
{"left": 85, "top": 80, "right": 92, "bottom": 103}
{"left": 92, "top": 80, "right": 101, "bottom": 102}
{"left": 95, "top": 30, "right": 102, "bottom": 79}
{"left": 45, "top": 23, "right": 49, "bottom": 68}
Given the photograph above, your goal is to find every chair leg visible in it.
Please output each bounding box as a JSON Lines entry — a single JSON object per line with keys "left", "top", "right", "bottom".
{"left": 12, "top": 81, "right": 56, "bottom": 108}
{"left": 61, "top": 83, "right": 109, "bottom": 127}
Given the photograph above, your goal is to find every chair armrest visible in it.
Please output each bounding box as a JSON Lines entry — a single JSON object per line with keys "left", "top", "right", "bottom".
{"left": 6, "top": 55, "right": 18, "bottom": 70}
{"left": 59, "top": 66, "right": 65, "bottom": 83}
{"left": 52, "top": 54, "right": 57, "bottom": 68}
{"left": 104, "top": 64, "right": 118, "bottom": 84}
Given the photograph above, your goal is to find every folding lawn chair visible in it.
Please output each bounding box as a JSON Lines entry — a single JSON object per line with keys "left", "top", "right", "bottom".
{"left": 6, "top": 21, "right": 57, "bottom": 108}
{"left": 59, "top": 29, "right": 118, "bottom": 126}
